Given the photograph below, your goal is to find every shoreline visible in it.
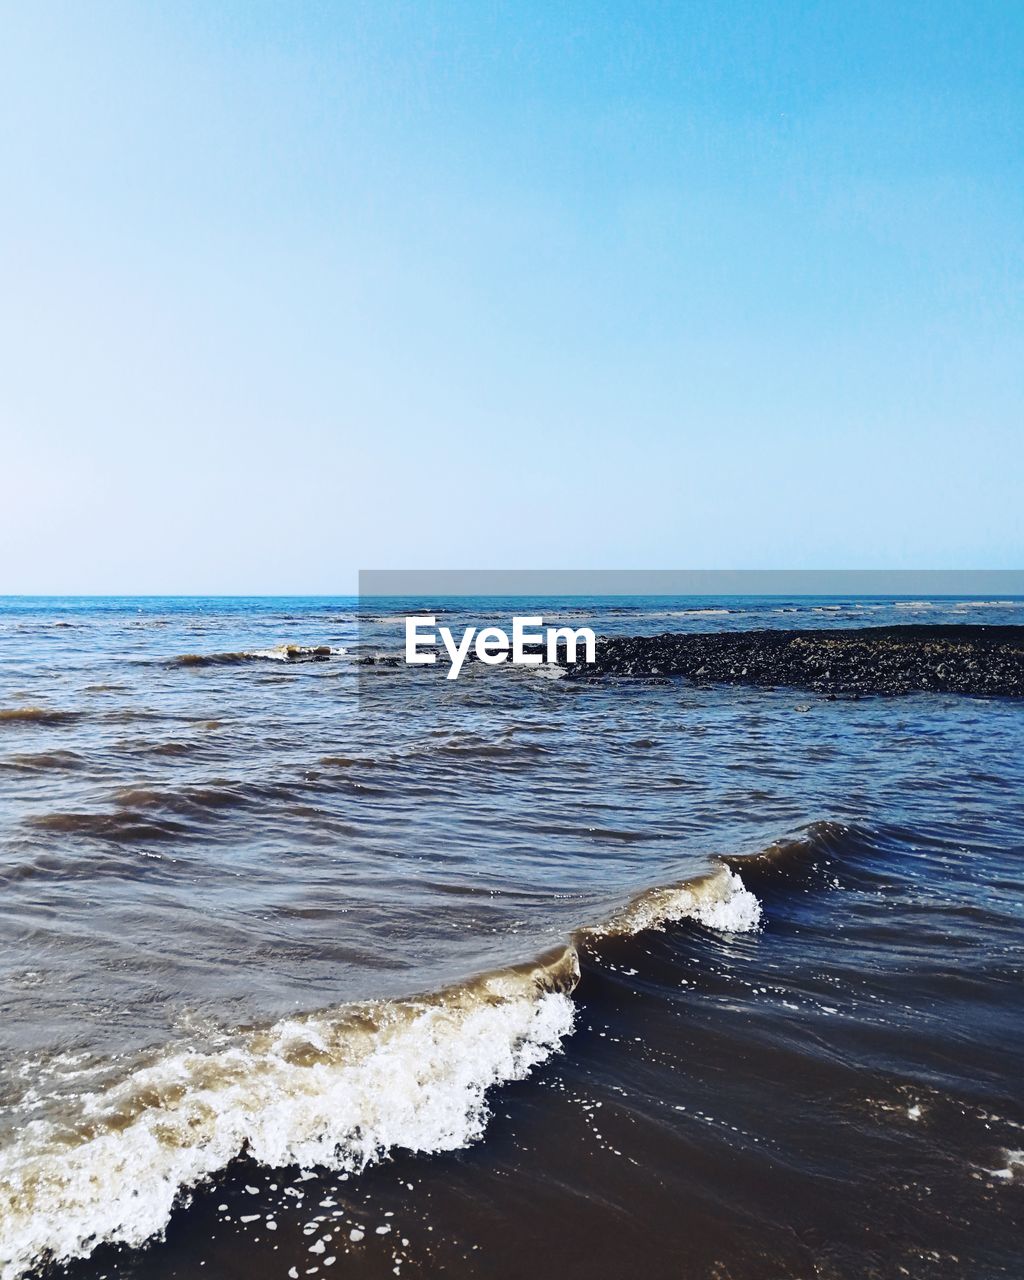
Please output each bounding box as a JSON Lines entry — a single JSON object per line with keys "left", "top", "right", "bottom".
{"left": 563, "top": 624, "right": 1024, "bottom": 696}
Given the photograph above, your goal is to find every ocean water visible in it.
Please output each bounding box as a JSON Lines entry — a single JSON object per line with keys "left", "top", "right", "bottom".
{"left": 1, "top": 596, "right": 1022, "bottom": 1279}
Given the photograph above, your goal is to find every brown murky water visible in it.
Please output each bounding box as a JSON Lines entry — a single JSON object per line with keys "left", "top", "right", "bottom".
{"left": 1, "top": 597, "right": 1022, "bottom": 1279}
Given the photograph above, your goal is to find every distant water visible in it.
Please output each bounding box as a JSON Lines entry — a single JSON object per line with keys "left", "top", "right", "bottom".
{"left": 1, "top": 596, "right": 1022, "bottom": 1280}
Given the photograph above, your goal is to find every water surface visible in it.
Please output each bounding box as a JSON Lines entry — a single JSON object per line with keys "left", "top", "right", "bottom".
{"left": 1, "top": 596, "right": 1022, "bottom": 1279}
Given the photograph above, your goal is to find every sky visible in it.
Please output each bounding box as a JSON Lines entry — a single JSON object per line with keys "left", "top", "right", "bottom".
{"left": 1, "top": 0, "right": 1021, "bottom": 592}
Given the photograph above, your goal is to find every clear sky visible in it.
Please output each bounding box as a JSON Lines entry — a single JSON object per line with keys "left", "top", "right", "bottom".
{"left": 1, "top": 1, "right": 1021, "bottom": 592}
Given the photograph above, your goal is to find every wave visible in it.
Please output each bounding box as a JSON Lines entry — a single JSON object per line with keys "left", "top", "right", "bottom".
{"left": 658, "top": 608, "right": 734, "bottom": 617}
{"left": 0, "top": 865, "right": 761, "bottom": 1280}
{"left": 0, "top": 749, "right": 86, "bottom": 773}
{"left": 26, "top": 810, "right": 191, "bottom": 841}
{"left": 171, "top": 645, "right": 346, "bottom": 668}
{"left": 24, "top": 779, "right": 306, "bottom": 841}
{"left": 720, "top": 819, "right": 894, "bottom": 896}
{"left": 583, "top": 865, "right": 761, "bottom": 937}
{"left": 0, "top": 707, "right": 82, "bottom": 726}
{"left": 0, "top": 950, "right": 577, "bottom": 1280}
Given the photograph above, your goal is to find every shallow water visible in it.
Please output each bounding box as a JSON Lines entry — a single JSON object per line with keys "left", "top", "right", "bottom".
{"left": 1, "top": 597, "right": 1022, "bottom": 1279}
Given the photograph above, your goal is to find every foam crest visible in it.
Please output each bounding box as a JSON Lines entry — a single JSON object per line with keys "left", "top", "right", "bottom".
{"left": 0, "top": 871, "right": 762, "bottom": 1279}
{"left": 588, "top": 865, "right": 762, "bottom": 938}
{"left": 0, "top": 954, "right": 577, "bottom": 1280}
{"left": 249, "top": 644, "right": 347, "bottom": 662}
{"left": 171, "top": 645, "right": 345, "bottom": 667}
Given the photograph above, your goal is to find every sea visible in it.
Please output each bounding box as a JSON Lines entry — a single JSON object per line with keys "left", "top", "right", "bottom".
{"left": 1, "top": 595, "right": 1022, "bottom": 1280}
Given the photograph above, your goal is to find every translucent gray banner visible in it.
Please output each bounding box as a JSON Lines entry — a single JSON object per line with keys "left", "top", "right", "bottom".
{"left": 359, "top": 570, "right": 1024, "bottom": 597}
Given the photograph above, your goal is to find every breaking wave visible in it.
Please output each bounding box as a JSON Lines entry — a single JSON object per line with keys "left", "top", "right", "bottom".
{"left": 171, "top": 645, "right": 346, "bottom": 668}
{"left": 0, "top": 951, "right": 577, "bottom": 1280}
{"left": 0, "top": 865, "right": 760, "bottom": 1280}
{"left": 583, "top": 865, "right": 762, "bottom": 937}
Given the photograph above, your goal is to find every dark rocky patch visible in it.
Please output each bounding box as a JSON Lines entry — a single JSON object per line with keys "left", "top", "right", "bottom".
{"left": 562, "top": 625, "right": 1024, "bottom": 697}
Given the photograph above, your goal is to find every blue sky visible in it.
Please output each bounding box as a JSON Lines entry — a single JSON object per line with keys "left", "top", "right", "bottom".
{"left": 1, "top": 1, "right": 1021, "bottom": 591}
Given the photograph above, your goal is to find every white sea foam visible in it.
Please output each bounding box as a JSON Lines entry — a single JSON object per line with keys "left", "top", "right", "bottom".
{"left": 587, "top": 865, "right": 762, "bottom": 938}
{"left": 987, "top": 1149, "right": 1024, "bottom": 1181}
{"left": 661, "top": 608, "right": 732, "bottom": 617}
{"left": 0, "top": 868, "right": 762, "bottom": 1280}
{"left": 0, "top": 963, "right": 576, "bottom": 1280}
{"left": 531, "top": 663, "right": 567, "bottom": 680}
